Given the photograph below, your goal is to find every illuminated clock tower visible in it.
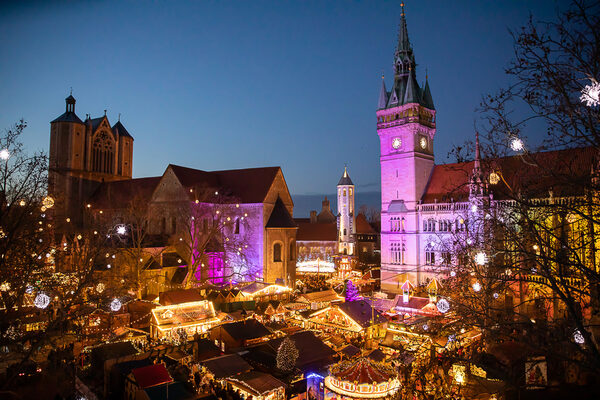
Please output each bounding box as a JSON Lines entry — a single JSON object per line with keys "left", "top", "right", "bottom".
{"left": 377, "top": 4, "right": 436, "bottom": 287}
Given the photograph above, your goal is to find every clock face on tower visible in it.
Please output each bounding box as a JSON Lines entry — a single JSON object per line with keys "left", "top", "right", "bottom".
{"left": 392, "top": 137, "right": 402, "bottom": 149}
{"left": 419, "top": 136, "right": 428, "bottom": 149}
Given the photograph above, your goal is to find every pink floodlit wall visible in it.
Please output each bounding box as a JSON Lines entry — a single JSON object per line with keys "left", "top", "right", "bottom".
{"left": 189, "top": 202, "right": 264, "bottom": 285}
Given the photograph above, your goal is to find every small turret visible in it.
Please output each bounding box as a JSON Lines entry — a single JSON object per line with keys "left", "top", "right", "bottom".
{"left": 378, "top": 75, "right": 389, "bottom": 109}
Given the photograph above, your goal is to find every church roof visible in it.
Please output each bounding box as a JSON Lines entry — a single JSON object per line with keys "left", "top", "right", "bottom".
{"left": 355, "top": 213, "right": 376, "bottom": 234}
{"left": 295, "top": 219, "right": 337, "bottom": 241}
{"left": 51, "top": 111, "right": 84, "bottom": 124}
{"left": 112, "top": 120, "right": 134, "bottom": 139}
{"left": 265, "top": 197, "right": 296, "bottom": 228}
{"left": 421, "top": 146, "right": 596, "bottom": 203}
{"left": 88, "top": 177, "right": 161, "bottom": 210}
{"left": 169, "top": 164, "right": 281, "bottom": 203}
{"left": 89, "top": 117, "right": 106, "bottom": 133}
{"left": 338, "top": 166, "right": 354, "bottom": 186}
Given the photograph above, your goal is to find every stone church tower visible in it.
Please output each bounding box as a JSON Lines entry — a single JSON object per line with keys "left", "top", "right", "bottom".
{"left": 337, "top": 166, "right": 355, "bottom": 255}
{"left": 377, "top": 4, "right": 436, "bottom": 285}
{"left": 49, "top": 94, "right": 133, "bottom": 226}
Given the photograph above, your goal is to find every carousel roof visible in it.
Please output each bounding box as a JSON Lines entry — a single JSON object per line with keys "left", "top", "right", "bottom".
{"left": 330, "top": 357, "right": 393, "bottom": 385}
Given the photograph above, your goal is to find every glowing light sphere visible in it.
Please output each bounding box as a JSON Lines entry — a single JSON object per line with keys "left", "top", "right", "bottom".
{"left": 510, "top": 137, "right": 524, "bottom": 152}
{"left": 437, "top": 298, "right": 450, "bottom": 313}
{"left": 573, "top": 330, "right": 585, "bottom": 344}
{"left": 34, "top": 292, "right": 51, "bottom": 309}
{"left": 0, "top": 149, "right": 10, "bottom": 160}
{"left": 42, "top": 196, "right": 54, "bottom": 209}
{"left": 110, "top": 298, "right": 122, "bottom": 312}
{"left": 96, "top": 283, "right": 105, "bottom": 293}
{"left": 580, "top": 80, "right": 600, "bottom": 107}
{"left": 470, "top": 204, "right": 478, "bottom": 213}
{"left": 450, "top": 271, "right": 456, "bottom": 277}
{"left": 493, "top": 292, "right": 499, "bottom": 299}
{"left": 474, "top": 252, "right": 487, "bottom": 266}
{"left": 489, "top": 172, "right": 500, "bottom": 185}
{"left": 466, "top": 238, "right": 473, "bottom": 245}
{"left": 472, "top": 282, "right": 482, "bottom": 292}
{"left": 116, "top": 225, "right": 126, "bottom": 235}
{"left": 423, "top": 324, "right": 429, "bottom": 331}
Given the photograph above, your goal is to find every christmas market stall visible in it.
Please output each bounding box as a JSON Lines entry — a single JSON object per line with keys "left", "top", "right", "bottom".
{"left": 150, "top": 300, "right": 219, "bottom": 341}
{"left": 226, "top": 371, "right": 286, "bottom": 400}
{"left": 323, "top": 357, "right": 400, "bottom": 399}
{"left": 240, "top": 281, "right": 293, "bottom": 303}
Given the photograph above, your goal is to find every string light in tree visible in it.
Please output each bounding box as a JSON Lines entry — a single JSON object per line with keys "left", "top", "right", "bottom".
{"left": 110, "top": 298, "right": 122, "bottom": 312}
{"left": 573, "top": 329, "right": 585, "bottom": 344}
{"left": 472, "top": 282, "right": 482, "bottom": 292}
{"left": 436, "top": 298, "right": 450, "bottom": 313}
{"left": 34, "top": 292, "right": 51, "bottom": 309}
{"left": 510, "top": 137, "right": 524, "bottom": 152}
{"left": 116, "top": 225, "right": 126, "bottom": 235}
{"left": 580, "top": 79, "right": 600, "bottom": 107}
{"left": 0, "top": 149, "right": 9, "bottom": 160}
{"left": 474, "top": 252, "right": 487, "bottom": 266}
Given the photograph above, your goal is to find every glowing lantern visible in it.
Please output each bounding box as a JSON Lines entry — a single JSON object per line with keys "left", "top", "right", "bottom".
{"left": 96, "top": 283, "right": 105, "bottom": 293}
{"left": 489, "top": 172, "right": 500, "bottom": 185}
{"left": 42, "top": 196, "right": 54, "bottom": 209}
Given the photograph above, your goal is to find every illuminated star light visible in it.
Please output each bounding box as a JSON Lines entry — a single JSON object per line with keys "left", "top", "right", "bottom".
{"left": 0, "top": 149, "right": 9, "bottom": 160}
{"left": 116, "top": 225, "right": 126, "bottom": 235}
{"left": 110, "top": 298, "right": 122, "bottom": 312}
{"left": 34, "top": 292, "right": 51, "bottom": 309}
{"left": 472, "top": 282, "right": 482, "bottom": 292}
{"left": 437, "top": 298, "right": 450, "bottom": 313}
{"left": 573, "top": 329, "right": 585, "bottom": 344}
{"left": 581, "top": 80, "right": 600, "bottom": 107}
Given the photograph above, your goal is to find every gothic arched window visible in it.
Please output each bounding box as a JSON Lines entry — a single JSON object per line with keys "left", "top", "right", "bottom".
{"left": 92, "top": 131, "right": 115, "bottom": 174}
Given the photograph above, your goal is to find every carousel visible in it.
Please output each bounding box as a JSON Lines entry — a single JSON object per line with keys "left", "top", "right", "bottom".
{"left": 324, "top": 357, "right": 401, "bottom": 399}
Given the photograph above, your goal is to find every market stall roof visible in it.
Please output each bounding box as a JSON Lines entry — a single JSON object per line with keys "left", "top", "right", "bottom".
{"left": 297, "top": 289, "right": 343, "bottom": 303}
{"left": 338, "top": 300, "right": 387, "bottom": 327}
{"left": 219, "top": 318, "right": 272, "bottom": 342}
{"left": 227, "top": 371, "right": 285, "bottom": 397}
{"left": 131, "top": 364, "right": 173, "bottom": 389}
{"left": 201, "top": 354, "right": 252, "bottom": 379}
{"left": 367, "top": 349, "right": 386, "bottom": 362}
{"left": 143, "top": 381, "right": 196, "bottom": 400}
{"left": 152, "top": 300, "right": 218, "bottom": 331}
{"left": 340, "top": 344, "right": 361, "bottom": 358}
{"left": 159, "top": 289, "right": 203, "bottom": 306}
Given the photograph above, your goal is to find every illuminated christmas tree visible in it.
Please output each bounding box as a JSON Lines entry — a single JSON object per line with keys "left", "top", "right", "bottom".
{"left": 345, "top": 280, "right": 359, "bottom": 302}
{"left": 276, "top": 336, "right": 299, "bottom": 372}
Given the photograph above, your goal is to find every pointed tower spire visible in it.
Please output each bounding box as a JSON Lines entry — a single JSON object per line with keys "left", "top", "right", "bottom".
{"left": 421, "top": 74, "right": 435, "bottom": 109}
{"left": 403, "top": 66, "right": 420, "bottom": 104}
{"left": 470, "top": 131, "right": 485, "bottom": 197}
{"left": 397, "top": 2, "right": 410, "bottom": 54}
{"left": 378, "top": 74, "right": 388, "bottom": 109}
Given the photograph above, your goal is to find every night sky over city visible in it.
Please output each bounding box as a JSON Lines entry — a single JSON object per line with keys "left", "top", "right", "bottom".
{"left": 0, "top": 0, "right": 561, "bottom": 215}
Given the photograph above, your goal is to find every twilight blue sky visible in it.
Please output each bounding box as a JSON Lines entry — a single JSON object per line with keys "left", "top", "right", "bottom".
{"left": 0, "top": 1, "right": 561, "bottom": 215}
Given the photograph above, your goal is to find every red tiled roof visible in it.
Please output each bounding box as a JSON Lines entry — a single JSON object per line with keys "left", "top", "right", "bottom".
{"left": 295, "top": 220, "right": 337, "bottom": 241}
{"left": 422, "top": 146, "right": 597, "bottom": 203}
{"left": 89, "top": 177, "right": 161, "bottom": 209}
{"left": 131, "top": 364, "right": 172, "bottom": 389}
{"left": 169, "top": 164, "right": 281, "bottom": 203}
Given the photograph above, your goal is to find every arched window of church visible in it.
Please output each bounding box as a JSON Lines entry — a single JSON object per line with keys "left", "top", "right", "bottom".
{"left": 273, "top": 243, "right": 282, "bottom": 262}
{"left": 349, "top": 188, "right": 353, "bottom": 196}
{"left": 423, "top": 220, "right": 428, "bottom": 232}
{"left": 92, "top": 132, "right": 115, "bottom": 174}
{"left": 401, "top": 241, "right": 406, "bottom": 264}
{"left": 343, "top": 189, "right": 346, "bottom": 197}
{"left": 401, "top": 217, "right": 405, "bottom": 232}
{"left": 425, "top": 245, "right": 435, "bottom": 265}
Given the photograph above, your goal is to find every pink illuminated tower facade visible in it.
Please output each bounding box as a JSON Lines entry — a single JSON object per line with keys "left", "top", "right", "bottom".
{"left": 377, "top": 5, "right": 437, "bottom": 290}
